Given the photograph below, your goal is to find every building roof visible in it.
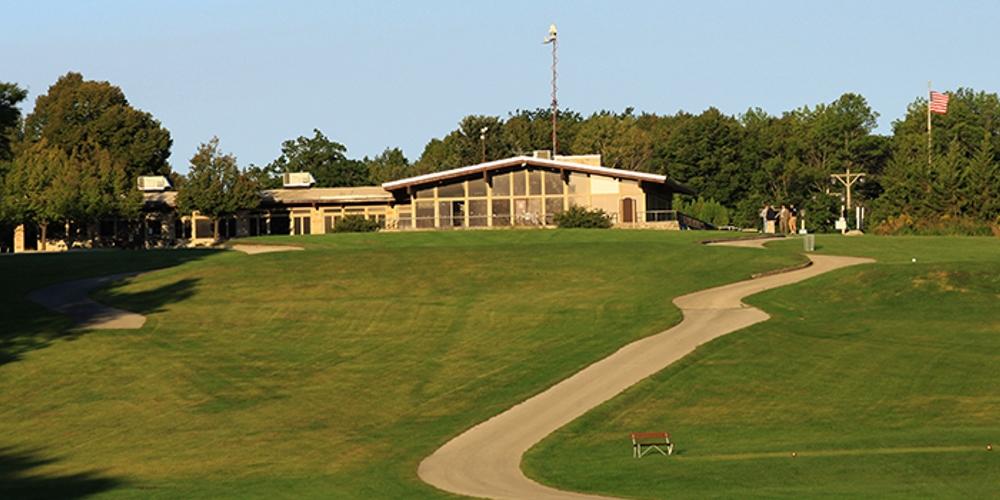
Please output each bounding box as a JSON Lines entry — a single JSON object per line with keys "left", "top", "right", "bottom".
{"left": 381, "top": 156, "right": 695, "bottom": 195}
{"left": 143, "top": 190, "right": 178, "bottom": 208}
{"left": 262, "top": 186, "right": 393, "bottom": 205}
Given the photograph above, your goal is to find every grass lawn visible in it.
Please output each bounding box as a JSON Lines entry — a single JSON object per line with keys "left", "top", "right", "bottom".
{"left": 0, "top": 230, "right": 801, "bottom": 499}
{"left": 524, "top": 234, "right": 1000, "bottom": 498}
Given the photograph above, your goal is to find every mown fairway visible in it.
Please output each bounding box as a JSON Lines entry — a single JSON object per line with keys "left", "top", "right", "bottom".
{"left": 525, "top": 235, "right": 1000, "bottom": 498}
{"left": 0, "top": 230, "right": 801, "bottom": 498}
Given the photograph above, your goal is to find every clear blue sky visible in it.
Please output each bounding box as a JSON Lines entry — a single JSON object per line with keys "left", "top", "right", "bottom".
{"left": 8, "top": 0, "right": 999, "bottom": 172}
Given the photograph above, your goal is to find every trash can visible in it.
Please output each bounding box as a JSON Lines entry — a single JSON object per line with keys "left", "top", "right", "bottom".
{"left": 803, "top": 234, "right": 815, "bottom": 252}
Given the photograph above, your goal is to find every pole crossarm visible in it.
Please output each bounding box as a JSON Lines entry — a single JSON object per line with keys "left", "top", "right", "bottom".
{"left": 831, "top": 167, "right": 866, "bottom": 210}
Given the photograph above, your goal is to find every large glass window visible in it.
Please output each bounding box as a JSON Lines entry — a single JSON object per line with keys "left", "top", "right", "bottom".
{"left": 438, "top": 201, "right": 453, "bottom": 227}
{"left": 492, "top": 172, "right": 511, "bottom": 196}
{"left": 513, "top": 171, "right": 527, "bottom": 196}
{"left": 415, "top": 187, "right": 435, "bottom": 199}
{"left": 544, "top": 170, "right": 564, "bottom": 194}
{"left": 545, "top": 198, "right": 564, "bottom": 225}
{"left": 469, "top": 200, "right": 488, "bottom": 227}
{"left": 396, "top": 208, "right": 412, "bottom": 230}
{"left": 468, "top": 177, "right": 487, "bottom": 197}
{"left": 513, "top": 199, "right": 528, "bottom": 225}
{"left": 195, "top": 218, "right": 213, "bottom": 238}
{"left": 527, "top": 198, "right": 542, "bottom": 224}
{"left": 528, "top": 170, "right": 542, "bottom": 195}
{"left": 492, "top": 199, "right": 511, "bottom": 226}
{"left": 415, "top": 201, "right": 435, "bottom": 228}
{"left": 438, "top": 181, "right": 465, "bottom": 198}
{"left": 293, "top": 216, "right": 311, "bottom": 235}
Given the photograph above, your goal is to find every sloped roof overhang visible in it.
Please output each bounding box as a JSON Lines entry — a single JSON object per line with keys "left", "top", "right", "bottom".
{"left": 381, "top": 156, "right": 694, "bottom": 195}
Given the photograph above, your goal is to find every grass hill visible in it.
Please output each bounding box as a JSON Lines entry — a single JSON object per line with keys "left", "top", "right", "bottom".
{"left": 525, "top": 235, "right": 1000, "bottom": 498}
{"left": 0, "top": 230, "right": 800, "bottom": 498}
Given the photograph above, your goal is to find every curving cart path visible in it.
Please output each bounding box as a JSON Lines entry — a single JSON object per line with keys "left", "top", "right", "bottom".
{"left": 418, "top": 238, "right": 874, "bottom": 499}
{"left": 28, "top": 273, "right": 147, "bottom": 330}
{"left": 27, "top": 244, "right": 302, "bottom": 330}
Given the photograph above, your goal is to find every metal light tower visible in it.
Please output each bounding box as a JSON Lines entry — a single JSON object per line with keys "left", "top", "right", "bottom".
{"left": 543, "top": 24, "right": 558, "bottom": 155}
{"left": 479, "top": 127, "right": 489, "bottom": 163}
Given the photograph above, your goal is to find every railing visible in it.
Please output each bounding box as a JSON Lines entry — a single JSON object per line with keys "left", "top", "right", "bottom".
{"left": 388, "top": 211, "right": 715, "bottom": 230}
{"left": 640, "top": 210, "right": 715, "bottom": 230}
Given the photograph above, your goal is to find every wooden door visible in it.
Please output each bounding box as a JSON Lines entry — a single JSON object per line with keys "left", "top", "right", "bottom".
{"left": 622, "top": 197, "right": 636, "bottom": 224}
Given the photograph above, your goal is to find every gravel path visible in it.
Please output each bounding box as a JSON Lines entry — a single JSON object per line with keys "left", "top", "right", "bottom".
{"left": 418, "top": 238, "right": 873, "bottom": 499}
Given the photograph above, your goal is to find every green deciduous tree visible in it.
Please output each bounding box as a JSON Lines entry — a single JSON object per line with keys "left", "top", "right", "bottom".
{"left": 1, "top": 139, "right": 140, "bottom": 249}
{"left": 0, "top": 82, "right": 28, "bottom": 162}
{"left": 177, "top": 138, "right": 260, "bottom": 240}
{"left": 266, "top": 129, "right": 369, "bottom": 187}
{"left": 364, "top": 147, "right": 411, "bottom": 185}
{"left": 22, "top": 72, "right": 172, "bottom": 179}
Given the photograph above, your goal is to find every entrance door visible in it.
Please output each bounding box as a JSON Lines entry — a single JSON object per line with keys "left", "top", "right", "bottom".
{"left": 622, "top": 197, "right": 636, "bottom": 224}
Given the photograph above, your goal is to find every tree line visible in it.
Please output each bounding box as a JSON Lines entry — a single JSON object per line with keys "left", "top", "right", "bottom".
{"left": 2, "top": 72, "right": 999, "bottom": 248}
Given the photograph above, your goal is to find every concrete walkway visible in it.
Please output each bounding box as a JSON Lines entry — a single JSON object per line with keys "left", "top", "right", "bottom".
{"left": 418, "top": 239, "right": 874, "bottom": 499}
{"left": 28, "top": 273, "right": 146, "bottom": 330}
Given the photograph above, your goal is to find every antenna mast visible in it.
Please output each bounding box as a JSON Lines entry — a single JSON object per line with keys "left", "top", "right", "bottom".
{"left": 544, "top": 24, "right": 558, "bottom": 155}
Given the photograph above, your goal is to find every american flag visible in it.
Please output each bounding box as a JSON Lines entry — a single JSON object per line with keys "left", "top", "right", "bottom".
{"left": 929, "top": 91, "right": 949, "bottom": 114}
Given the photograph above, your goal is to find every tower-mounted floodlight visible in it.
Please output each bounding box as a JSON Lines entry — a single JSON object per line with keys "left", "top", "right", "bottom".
{"left": 543, "top": 24, "right": 557, "bottom": 44}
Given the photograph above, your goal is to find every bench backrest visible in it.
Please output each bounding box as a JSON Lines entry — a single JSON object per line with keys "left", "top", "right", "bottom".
{"left": 631, "top": 432, "right": 670, "bottom": 444}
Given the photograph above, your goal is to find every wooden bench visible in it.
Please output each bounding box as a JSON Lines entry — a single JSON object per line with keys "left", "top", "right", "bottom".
{"left": 631, "top": 432, "right": 674, "bottom": 458}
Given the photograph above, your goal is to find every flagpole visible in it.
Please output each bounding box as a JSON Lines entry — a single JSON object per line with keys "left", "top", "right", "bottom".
{"left": 927, "top": 81, "right": 932, "bottom": 165}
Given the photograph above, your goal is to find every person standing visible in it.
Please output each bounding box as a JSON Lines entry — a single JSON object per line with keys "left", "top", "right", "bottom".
{"left": 788, "top": 204, "right": 799, "bottom": 234}
{"left": 779, "top": 204, "right": 790, "bottom": 234}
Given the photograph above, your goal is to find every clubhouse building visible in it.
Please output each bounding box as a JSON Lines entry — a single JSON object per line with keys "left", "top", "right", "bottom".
{"left": 9, "top": 152, "right": 706, "bottom": 252}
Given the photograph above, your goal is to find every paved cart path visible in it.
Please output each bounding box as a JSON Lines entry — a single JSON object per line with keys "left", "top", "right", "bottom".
{"left": 28, "top": 273, "right": 146, "bottom": 330}
{"left": 26, "top": 244, "right": 301, "bottom": 330}
{"left": 418, "top": 238, "right": 873, "bottom": 499}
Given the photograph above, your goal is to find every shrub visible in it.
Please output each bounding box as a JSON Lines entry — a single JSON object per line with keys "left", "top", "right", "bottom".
{"left": 333, "top": 214, "right": 381, "bottom": 233}
{"left": 554, "top": 206, "right": 612, "bottom": 228}
{"left": 674, "top": 196, "right": 731, "bottom": 227}
{"left": 873, "top": 214, "right": 996, "bottom": 236}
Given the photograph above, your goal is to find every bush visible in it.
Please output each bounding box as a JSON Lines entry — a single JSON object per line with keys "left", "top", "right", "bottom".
{"left": 873, "top": 214, "right": 997, "bottom": 236}
{"left": 333, "top": 214, "right": 381, "bottom": 233}
{"left": 674, "top": 196, "right": 731, "bottom": 227}
{"left": 553, "top": 206, "right": 612, "bottom": 228}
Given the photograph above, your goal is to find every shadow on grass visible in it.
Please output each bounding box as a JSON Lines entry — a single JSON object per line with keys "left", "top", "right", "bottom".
{"left": 0, "top": 249, "right": 216, "bottom": 368}
{"left": 0, "top": 447, "right": 123, "bottom": 499}
{"left": 97, "top": 276, "right": 200, "bottom": 317}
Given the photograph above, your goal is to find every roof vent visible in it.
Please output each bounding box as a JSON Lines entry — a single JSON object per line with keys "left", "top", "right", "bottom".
{"left": 137, "top": 175, "right": 171, "bottom": 192}
{"left": 532, "top": 150, "right": 552, "bottom": 160}
{"left": 282, "top": 172, "right": 316, "bottom": 188}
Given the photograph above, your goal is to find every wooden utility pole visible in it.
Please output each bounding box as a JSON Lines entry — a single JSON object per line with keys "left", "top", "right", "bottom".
{"left": 831, "top": 166, "right": 866, "bottom": 210}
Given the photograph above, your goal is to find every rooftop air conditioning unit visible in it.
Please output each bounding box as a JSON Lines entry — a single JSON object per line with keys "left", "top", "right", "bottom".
{"left": 283, "top": 172, "right": 316, "bottom": 188}
{"left": 137, "top": 175, "right": 171, "bottom": 192}
{"left": 532, "top": 150, "right": 552, "bottom": 160}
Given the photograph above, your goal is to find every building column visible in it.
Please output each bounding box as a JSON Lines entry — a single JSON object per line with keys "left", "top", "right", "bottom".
{"left": 13, "top": 224, "right": 25, "bottom": 253}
